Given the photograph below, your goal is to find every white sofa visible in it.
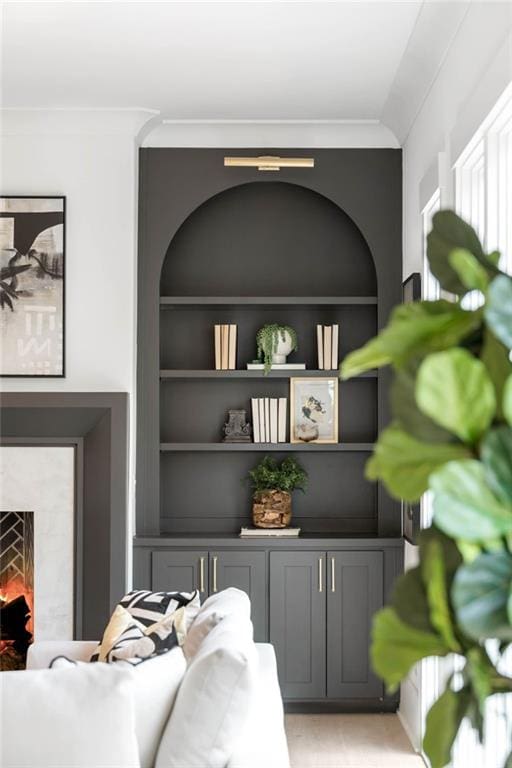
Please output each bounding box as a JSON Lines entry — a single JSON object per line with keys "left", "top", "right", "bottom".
{"left": 3, "top": 589, "right": 289, "bottom": 768}
{"left": 26, "top": 640, "right": 289, "bottom": 768}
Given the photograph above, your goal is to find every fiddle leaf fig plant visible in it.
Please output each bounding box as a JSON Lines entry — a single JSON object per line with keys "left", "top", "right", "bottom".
{"left": 341, "top": 209, "right": 512, "bottom": 768}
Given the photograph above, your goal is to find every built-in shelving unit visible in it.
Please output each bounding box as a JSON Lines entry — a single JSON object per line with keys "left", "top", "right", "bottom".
{"left": 135, "top": 147, "right": 403, "bottom": 712}
{"left": 156, "top": 183, "right": 383, "bottom": 536}
{"left": 136, "top": 148, "right": 403, "bottom": 539}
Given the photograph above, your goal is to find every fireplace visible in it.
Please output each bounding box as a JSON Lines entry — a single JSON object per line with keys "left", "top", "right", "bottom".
{"left": 0, "top": 446, "right": 75, "bottom": 661}
{"left": 1, "top": 392, "right": 129, "bottom": 640}
{"left": 0, "top": 511, "right": 34, "bottom": 670}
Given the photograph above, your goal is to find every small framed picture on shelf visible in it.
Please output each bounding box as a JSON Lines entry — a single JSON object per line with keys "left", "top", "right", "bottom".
{"left": 290, "top": 377, "right": 338, "bottom": 444}
{"left": 402, "top": 272, "right": 421, "bottom": 303}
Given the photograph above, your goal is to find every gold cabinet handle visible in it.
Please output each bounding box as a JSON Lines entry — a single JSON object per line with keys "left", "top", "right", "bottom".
{"left": 199, "top": 557, "right": 205, "bottom": 593}
{"left": 331, "top": 557, "right": 336, "bottom": 593}
{"left": 213, "top": 555, "right": 218, "bottom": 592}
{"left": 318, "top": 557, "right": 323, "bottom": 593}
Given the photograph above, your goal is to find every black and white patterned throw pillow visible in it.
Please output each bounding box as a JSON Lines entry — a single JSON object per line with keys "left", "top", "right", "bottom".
{"left": 119, "top": 589, "right": 198, "bottom": 628}
{"left": 90, "top": 590, "right": 200, "bottom": 664}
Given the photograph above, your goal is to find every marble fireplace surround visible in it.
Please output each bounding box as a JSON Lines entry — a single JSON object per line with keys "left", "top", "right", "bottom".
{"left": 0, "top": 393, "right": 128, "bottom": 639}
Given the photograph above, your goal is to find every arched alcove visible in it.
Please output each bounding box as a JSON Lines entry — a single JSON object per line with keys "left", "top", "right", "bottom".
{"left": 136, "top": 147, "right": 402, "bottom": 541}
{"left": 160, "top": 182, "right": 377, "bottom": 297}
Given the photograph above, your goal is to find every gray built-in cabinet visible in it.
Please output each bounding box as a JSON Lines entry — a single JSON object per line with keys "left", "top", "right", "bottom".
{"left": 152, "top": 548, "right": 268, "bottom": 640}
{"left": 270, "top": 550, "right": 383, "bottom": 701}
{"left": 135, "top": 148, "right": 404, "bottom": 711}
{"left": 134, "top": 538, "right": 402, "bottom": 710}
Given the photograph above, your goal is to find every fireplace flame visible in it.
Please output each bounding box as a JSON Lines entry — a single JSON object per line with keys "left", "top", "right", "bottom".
{"left": 0, "top": 576, "right": 34, "bottom": 634}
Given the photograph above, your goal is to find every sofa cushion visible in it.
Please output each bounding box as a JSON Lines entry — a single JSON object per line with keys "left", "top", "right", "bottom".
{"left": 156, "top": 613, "right": 257, "bottom": 768}
{"left": 27, "top": 640, "right": 98, "bottom": 669}
{"left": 52, "top": 646, "right": 187, "bottom": 768}
{"left": 183, "top": 587, "right": 250, "bottom": 660}
{"left": 227, "top": 644, "right": 290, "bottom": 768}
{"left": 0, "top": 662, "right": 140, "bottom": 768}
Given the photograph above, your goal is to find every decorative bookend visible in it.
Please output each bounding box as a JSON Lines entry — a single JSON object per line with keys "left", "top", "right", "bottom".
{"left": 222, "top": 409, "right": 251, "bottom": 442}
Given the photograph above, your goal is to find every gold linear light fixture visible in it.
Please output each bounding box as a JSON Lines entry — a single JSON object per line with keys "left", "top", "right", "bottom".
{"left": 224, "top": 155, "right": 315, "bottom": 172}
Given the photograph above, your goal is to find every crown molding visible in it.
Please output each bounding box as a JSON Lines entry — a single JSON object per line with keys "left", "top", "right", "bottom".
{"left": 142, "top": 119, "right": 400, "bottom": 148}
{"left": 1, "top": 108, "right": 159, "bottom": 136}
{"left": 382, "top": 2, "right": 470, "bottom": 144}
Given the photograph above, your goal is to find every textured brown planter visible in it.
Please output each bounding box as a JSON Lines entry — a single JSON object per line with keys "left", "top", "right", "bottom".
{"left": 252, "top": 490, "right": 292, "bottom": 528}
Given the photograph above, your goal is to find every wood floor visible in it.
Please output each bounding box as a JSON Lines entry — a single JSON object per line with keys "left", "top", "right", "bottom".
{"left": 285, "top": 714, "right": 425, "bottom": 768}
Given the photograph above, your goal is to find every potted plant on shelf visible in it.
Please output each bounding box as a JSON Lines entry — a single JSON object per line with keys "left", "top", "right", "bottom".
{"left": 256, "top": 324, "right": 298, "bottom": 374}
{"left": 247, "top": 455, "right": 308, "bottom": 528}
{"left": 341, "top": 209, "right": 512, "bottom": 768}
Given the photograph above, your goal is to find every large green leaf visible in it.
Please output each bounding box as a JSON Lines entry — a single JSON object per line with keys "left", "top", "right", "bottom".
{"left": 466, "top": 647, "right": 493, "bottom": 713}
{"left": 431, "top": 460, "right": 512, "bottom": 541}
{"left": 449, "top": 248, "right": 489, "bottom": 293}
{"left": 422, "top": 537, "right": 461, "bottom": 651}
{"left": 452, "top": 551, "right": 512, "bottom": 641}
{"left": 504, "top": 374, "right": 512, "bottom": 427}
{"left": 419, "top": 526, "right": 463, "bottom": 579}
{"left": 391, "top": 567, "right": 434, "bottom": 634}
{"left": 427, "top": 210, "right": 488, "bottom": 295}
{"left": 481, "top": 427, "right": 512, "bottom": 505}
{"left": 485, "top": 275, "right": 512, "bottom": 349}
{"left": 481, "top": 329, "right": 512, "bottom": 419}
{"left": 341, "top": 300, "right": 481, "bottom": 378}
{"left": 416, "top": 348, "right": 496, "bottom": 443}
{"left": 391, "top": 358, "right": 454, "bottom": 443}
{"left": 371, "top": 607, "right": 449, "bottom": 691}
{"left": 366, "top": 426, "right": 471, "bottom": 502}
{"left": 423, "top": 686, "right": 470, "bottom": 768}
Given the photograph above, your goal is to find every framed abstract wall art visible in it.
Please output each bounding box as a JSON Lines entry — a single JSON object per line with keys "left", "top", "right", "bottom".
{"left": 0, "top": 196, "right": 65, "bottom": 377}
{"left": 290, "top": 376, "right": 338, "bottom": 444}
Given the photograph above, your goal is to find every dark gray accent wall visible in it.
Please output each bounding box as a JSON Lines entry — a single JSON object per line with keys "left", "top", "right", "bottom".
{"left": 0, "top": 392, "right": 129, "bottom": 638}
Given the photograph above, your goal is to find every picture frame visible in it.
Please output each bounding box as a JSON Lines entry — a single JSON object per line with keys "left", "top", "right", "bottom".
{"left": 402, "top": 272, "right": 421, "bottom": 303}
{"left": 290, "top": 377, "right": 338, "bottom": 444}
{"left": 0, "top": 196, "right": 65, "bottom": 377}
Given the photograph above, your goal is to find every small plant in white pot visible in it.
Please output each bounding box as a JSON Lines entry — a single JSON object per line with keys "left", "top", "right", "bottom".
{"left": 256, "top": 324, "right": 298, "bottom": 374}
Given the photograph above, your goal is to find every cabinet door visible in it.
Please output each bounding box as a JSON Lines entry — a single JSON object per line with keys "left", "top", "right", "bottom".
{"left": 210, "top": 550, "right": 267, "bottom": 641}
{"left": 152, "top": 550, "right": 208, "bottom": 597}
{"left": 327, "top": 550, "right": 383, "bottom": 699}
{"left": 270, "top": 551, "right": 326, "bottom": 699}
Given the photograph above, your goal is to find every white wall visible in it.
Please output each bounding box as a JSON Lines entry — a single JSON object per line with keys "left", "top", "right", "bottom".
{"left": 0, "top": 109, "right": 154, "bottom": 582}
{"left": 399, "top": 2, "right": 512, "bottom": 749}
{"left": 0, "top": 110, "right": 147, "bottom": 392}
{"left": 403, "top": 3, "right": 512, "bottom": 276}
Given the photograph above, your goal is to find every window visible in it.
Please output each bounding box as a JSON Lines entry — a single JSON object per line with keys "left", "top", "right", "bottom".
{"left": 419, "top": 83, "right": 512, "bottom": 768}
{"left": 455, "top": 81, "right": 512, "bottom": 270}
{"left": 451, "top": 82, "right": 512, "bottom": 768}
{"left": 422, "top": 188, "right": 441, "bottom": 306}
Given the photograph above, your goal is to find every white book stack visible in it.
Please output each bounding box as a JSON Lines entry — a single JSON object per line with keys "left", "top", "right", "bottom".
{"left": 251, "top": 397, "right": 287, "bottom": 443}
{"left": 214, "top": 324, "right": 237, "bottom": 370}
{"left": 240, "top": 527, "right": 301, "bottom": 538}
{"left": 316, "top": 324, "right": 339, "bottom": 370}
